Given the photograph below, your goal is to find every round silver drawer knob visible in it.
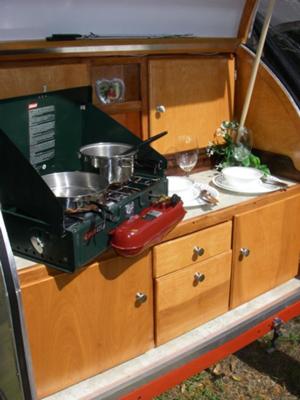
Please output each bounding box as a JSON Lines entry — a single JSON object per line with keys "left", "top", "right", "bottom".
{"left": 194, "top": 272, "right": 205, "bottom": 283}
{"left": 193, "top": 246, "right": 205, "bottom": 256}
{"left": 240, "top": 247, "right": 250, "bottom": 257}
{"left": 136, "top": 292, "right": 147, "bottom": 303}
{"left": 156, "top": 104, "right": 166, "bottom": 113}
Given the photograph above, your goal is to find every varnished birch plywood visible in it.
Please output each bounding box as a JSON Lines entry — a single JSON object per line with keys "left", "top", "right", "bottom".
{"left": 235, "top": 47, "right": 300, "bottom": 171}
{"left": 155, "top": 251, "right": 232, "bottom": 345}
{"left": 149, "top": 57, "right": 235, "bottom": 154}
{"left": 238, "top": 0, "right": 260, "bottom": 43}
{"left": 153, "top": 221, "right": 232, "bottom": 277}
{"left": 0, "top": 63, "right": 89, "bottom": 100}
{"left": 20, "top": 254, "right": 153, "bottom": 398}
{"left": 230, "top": 194, "right": 300, "bottom": 308}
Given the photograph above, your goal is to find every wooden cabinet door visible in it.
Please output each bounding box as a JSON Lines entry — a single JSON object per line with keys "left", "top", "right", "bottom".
{"left": 148, "top": 57, "right": 235, "bottom": 154}
{"left": 230, "top": 195, "right": 300, "bottom": 308}
{"left": 0, "top": 64, "right": 90, "bottom": 100}
{"left": 19, "top": 253, "right": 153, "bottom": 398}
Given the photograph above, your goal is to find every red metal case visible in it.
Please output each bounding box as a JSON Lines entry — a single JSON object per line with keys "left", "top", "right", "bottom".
{"left": 110, "top": 195, "right": 186, "bottom": 257}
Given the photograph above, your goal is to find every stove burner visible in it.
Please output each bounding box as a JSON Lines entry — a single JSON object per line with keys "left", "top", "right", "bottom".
{"left": 109, "top": 186, "right": 141, "bottom": 196}
{"left": 130, "top": 175, "right": 160, "bottom": 186}
{"left": 102, "top": 175, "right": 161, "bottom": 205}
{"left": 60, "top": 175, "right": 164, "bottom": 225}
{"left": 107, "top": 182, "right": 123, "bottom": 190}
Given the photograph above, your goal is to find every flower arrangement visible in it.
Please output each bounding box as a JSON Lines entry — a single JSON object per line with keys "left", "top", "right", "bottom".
{"left": 206, "top": 121, "right": 270, "bottom": 174}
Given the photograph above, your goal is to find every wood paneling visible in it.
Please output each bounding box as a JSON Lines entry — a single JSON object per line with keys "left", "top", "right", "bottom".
{"left": 235, "top": 47, "right": 300, "bottom": 171}
{"left": 140, "top": 59, "right": 150, "bottom": 140}
{"left": 238, "top": 0, "right": 260, "bottom": 43}
{"left": 230, "top": 194, "right": 300, "bottom": 308}
{"left": 149, "top": 57, "right": 235, "bottom": 154}
{"left": 155, "top": 251, "right": 232, "bottom": 345}
{"left": 109, "top": 111, "right": 142, "bottom": 137}
{"left": 0, "top": 63, "right": 89, "bottom": 99}
{"left": 20, "top": 254, "right": 153, "bottom": 398}
{"left": 153, "top": 221, "right": 232, "bottom": 277}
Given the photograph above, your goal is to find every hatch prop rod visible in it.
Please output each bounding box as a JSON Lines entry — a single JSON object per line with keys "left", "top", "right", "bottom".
{"left": 237, "top": 0, "right": 276, "bottom": 141}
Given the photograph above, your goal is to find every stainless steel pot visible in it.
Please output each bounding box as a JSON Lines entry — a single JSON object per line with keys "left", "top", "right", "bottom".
{"left": 79, "top": 142, "right": 137, "bottom": 184}
{"left": 42, "top": 171, "right": 108, "bottom": 210}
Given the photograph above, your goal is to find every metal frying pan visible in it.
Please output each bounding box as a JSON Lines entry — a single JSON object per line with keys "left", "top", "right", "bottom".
{"left": 42, "top": 171, "right": 108, "bottom": 210}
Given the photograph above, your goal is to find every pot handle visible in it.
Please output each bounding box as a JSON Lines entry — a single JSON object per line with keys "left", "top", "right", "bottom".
{"left": 120, "top": 131, "right": 168, "bottom": 156}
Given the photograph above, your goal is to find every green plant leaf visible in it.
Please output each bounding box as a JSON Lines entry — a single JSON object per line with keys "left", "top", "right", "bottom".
{"left": 208, "top": 121, "right": 270, "bottom": 174}
{"left": 257, "top": 164, "right": 270, "bottom": 175}
{"left": 249, "top": 154, "right": 261, "bottom": 167}
{"left": 241, "top": 157, "right": 250, "bottom": 167}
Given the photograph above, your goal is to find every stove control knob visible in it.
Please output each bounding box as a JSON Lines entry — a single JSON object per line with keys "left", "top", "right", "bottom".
{"left": 135, "top": 292, "right": 147, "bottom": 305}
{"left": 30, "top": 236, "right": 45, "bottom": 255}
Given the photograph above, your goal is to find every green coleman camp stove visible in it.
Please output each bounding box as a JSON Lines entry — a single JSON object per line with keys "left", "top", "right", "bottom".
{"left": 0, "top": 87, "right": 168, "bottom": 273}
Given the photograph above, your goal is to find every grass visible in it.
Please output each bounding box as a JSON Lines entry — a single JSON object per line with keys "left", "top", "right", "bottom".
{"left": 155, "top": 316, "right": 300, "bottom": 400}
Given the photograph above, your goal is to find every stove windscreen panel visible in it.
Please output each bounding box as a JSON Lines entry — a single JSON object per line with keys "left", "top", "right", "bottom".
{"left": 0, "top": 86, "right": 167, "bottom": 177}
{"left": 0, "top": 87, "right": 89, "bottom": 175}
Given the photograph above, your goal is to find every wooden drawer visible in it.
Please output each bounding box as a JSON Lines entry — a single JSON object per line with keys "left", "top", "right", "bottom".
{"left": 153, "top": 221, "right": 232, "bottom": 277}
{"left": 155, "top": 250, "right": 232, "bottom": 345}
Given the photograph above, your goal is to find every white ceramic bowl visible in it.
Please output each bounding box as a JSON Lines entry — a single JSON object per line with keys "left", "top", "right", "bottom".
{"left": 222, "top": 167, "right": 263, "bottom": 187}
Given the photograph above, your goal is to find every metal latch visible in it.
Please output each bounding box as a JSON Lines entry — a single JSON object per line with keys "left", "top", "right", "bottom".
{"left": 267, "top": 317, "right": 284, "bottom": 353}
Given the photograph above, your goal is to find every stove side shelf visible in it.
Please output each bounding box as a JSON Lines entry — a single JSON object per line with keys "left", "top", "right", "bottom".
{"left": 0, "top": 129, "right": 64, "bottom": 229}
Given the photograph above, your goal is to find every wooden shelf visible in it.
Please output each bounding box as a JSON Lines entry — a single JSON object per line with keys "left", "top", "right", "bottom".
{"left": 0, "top": 38, "right": 239, "bottom": 61}
{"left": 95, "top": 100, "right": 142, "bottom": 114}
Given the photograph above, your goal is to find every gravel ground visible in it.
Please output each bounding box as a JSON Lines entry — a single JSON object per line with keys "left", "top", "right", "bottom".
{"left": 155, "top": 316, "right": 300, "bottom": 400}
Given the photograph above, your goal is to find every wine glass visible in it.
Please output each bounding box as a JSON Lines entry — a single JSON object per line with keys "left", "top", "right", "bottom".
{"left": 175, "top": 135, "right": 199, "bottom": 179}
